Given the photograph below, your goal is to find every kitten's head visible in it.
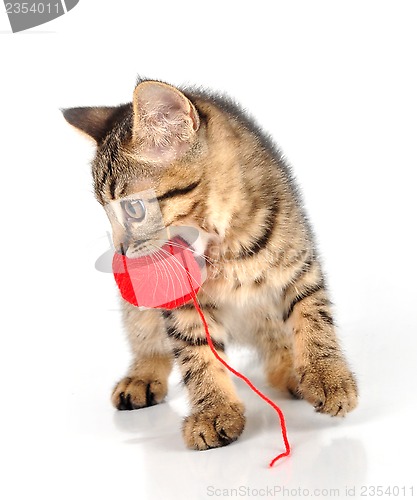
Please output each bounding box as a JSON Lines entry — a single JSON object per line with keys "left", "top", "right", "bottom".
{"left": 63, "top": 80, "right": 213, "bottom": 257}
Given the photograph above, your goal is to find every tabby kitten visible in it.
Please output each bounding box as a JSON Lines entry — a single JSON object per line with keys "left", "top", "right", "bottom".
{"left": 63, "top": 79, "right": 358, "bottom": 450}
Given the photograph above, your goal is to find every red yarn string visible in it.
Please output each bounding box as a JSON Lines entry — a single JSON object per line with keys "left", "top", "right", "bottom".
{"left": 173, "top": 242, "right": 291, "bottom": 467}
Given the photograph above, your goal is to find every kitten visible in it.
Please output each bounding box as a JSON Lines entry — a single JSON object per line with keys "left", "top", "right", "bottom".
{"left": 63, "top": 79, "right": 358, "bottom": 450}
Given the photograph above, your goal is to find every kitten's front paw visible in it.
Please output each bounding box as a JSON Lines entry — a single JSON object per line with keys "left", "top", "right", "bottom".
{"left": 297, "top": 360, "right": 358, "bottom": 417}
{"left": 183, "top": 402, "right": 246, "bottom": 450}
{"left": 111, "top": 376, "right": 168, "bottom": 410}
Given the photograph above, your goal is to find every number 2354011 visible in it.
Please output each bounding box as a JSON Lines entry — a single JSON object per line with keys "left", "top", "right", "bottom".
{"left": 5, "top": 3, "right": 61, "bottom": 14}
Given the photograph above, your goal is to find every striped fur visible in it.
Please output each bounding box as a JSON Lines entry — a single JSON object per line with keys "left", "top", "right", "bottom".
{"left": 63, "top": 79, "right": 358, "bottom": 450}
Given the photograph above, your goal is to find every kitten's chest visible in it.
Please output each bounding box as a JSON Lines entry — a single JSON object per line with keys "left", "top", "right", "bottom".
{"left": 202, "top": 235, "right": 305, "bottom": 312}
{"left": 202, "top": 261, "right": 286, "bottom": 313}
{"left": 214, "top": 293, "right": 289, "bottom": 345}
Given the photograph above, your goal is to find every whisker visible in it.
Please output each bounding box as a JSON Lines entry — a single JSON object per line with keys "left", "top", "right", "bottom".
{"left": 147, "top": 250, "right": 162, "bottom": 305}
{"left": 156, "top": 238, "right": 234, "bottom": 284}
{"left": 155, "top": 244, "right": 201, "bottom": 293}
{"left": 149, "top": 242, "right": 219, "bottom": 308}
{"left": 149, "top": 243, "right": 188, "bottom": 305}
{"left": 151, "top": 242, "right": 220, "bottom": 307}
{"left": 154, "top": 239, "right": 215, "bottom": 265}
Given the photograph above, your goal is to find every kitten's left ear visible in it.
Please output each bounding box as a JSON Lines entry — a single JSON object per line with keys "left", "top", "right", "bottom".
{"left": 62, "top": 105, "right": 128, "bottom": 144}
{"left": 132, "top": 81, "right": 200, "bottom": 163}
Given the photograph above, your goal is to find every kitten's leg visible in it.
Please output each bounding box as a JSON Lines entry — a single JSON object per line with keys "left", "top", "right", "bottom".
{"left": 282, "top": 263, "right": 358, "bottom": 416}
{"left": 164, "top": 305, "right": 245, "bottom": 450}
{"left": 111, "top": 302, "right": 173, "bottom": 410}
{"left": 261, "top": 333, "right": 300, "bottom": 397}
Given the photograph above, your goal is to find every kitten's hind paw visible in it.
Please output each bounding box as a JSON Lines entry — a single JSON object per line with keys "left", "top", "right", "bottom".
{"left": 111, "top": 376, "right": 168, "bottom": 410}
{"left": 183, "top": 402, "right": 245, "bottom": 450}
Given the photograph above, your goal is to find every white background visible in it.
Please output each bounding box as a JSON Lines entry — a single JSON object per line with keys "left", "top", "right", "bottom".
{"left": 1, "top": 2, "right": 416, "bottom": 499}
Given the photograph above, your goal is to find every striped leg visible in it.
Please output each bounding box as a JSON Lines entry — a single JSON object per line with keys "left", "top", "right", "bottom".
{"left": 282, "top": 262, "right": 358, "bottom": 416}
{"left": 164, "top": 304, "right": 245, "bottom": 450}
{"left": 111, "top": 303, "right": 173, "bottom": 410}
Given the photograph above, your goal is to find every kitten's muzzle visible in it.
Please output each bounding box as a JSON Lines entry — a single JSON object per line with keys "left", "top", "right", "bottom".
{"left": 118, "top": 239, "right": 150, "bottom": 257}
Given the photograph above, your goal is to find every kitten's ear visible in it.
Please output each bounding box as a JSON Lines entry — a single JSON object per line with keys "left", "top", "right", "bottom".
{"left": 132, "top": 81, "right": 200, "bottom": 163}
{"left": 62, "top": 106, "right": 125, "bottom": 144}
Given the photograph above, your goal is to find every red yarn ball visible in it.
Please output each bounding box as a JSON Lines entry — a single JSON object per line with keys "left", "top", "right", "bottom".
{"left": 112, "top": 236, "right": 202, "bottom": 309}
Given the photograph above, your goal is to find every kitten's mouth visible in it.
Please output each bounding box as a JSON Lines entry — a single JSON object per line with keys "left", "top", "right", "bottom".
{"left": 123, "top": 239, "right": 164, "bottom": 258}
{"left": 122, "top": 226, "right": 205, "bottom": 260}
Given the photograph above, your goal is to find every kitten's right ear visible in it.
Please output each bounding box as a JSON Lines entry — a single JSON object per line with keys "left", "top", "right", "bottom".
{"left": 132, "top": 81, "right": 200, "bottom": 164}
{"left": 62, "top": 106, "right": 123, "bottom": 144}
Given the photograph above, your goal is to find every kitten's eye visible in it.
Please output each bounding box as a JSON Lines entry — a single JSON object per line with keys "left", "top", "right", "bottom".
{"left": 121, "top": 199, "right": 146, "bottom": 221}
